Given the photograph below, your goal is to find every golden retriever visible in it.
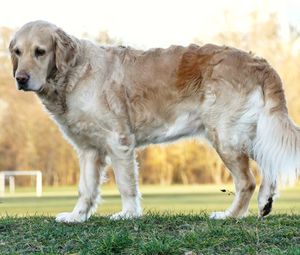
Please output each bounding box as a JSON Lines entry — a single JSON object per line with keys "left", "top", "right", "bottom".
{"left": 9, "top": 20, "right": 299, "bottom": 222}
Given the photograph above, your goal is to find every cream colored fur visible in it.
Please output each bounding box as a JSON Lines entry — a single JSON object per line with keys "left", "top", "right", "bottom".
{"left": 9, "top": 21, "right": 299, "bottom": 222}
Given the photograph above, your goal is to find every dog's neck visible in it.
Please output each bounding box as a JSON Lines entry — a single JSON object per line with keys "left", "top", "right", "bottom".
{"left": 37, "top": 56, "right": 91, "bottom": 116}
{"left": 37, "top": 73, "right": 68, "bottom": 116}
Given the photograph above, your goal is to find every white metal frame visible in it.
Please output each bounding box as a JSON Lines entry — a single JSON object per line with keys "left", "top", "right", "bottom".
{"left": 0, "top": 171, "right": 42, "bottom": 197}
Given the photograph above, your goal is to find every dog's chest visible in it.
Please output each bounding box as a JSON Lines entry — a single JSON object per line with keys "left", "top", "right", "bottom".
{"left": 57, "top": 87, "right": 108, "bottom": 148}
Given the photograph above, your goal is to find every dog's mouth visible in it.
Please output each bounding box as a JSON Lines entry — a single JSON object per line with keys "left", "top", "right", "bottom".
{"left": 22, "top": 87, "right": 40, "bottom": 92}
{"left": 18, "top": 85, "right": 36, "bottom": 92}
{"left": 18, "top": 86, "right": 44, "bottom": 93}
{"left": 17, "top": 80, "right": 46, "bottom": 93}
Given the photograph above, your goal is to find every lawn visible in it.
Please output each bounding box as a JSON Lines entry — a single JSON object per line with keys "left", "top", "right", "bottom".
{"left": 0, "top": 214, "right": 299, "bottom": 254}
{"left": 0, "top": 185, "right": 299, "bottom": 254}
{"left": 0, "top": 184, "right": 299, "bottom": 216}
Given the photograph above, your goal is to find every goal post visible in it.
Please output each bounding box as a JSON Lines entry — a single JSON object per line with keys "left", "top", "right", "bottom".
{"left": 0, "top": 170, "right": 42, "bottom": 197}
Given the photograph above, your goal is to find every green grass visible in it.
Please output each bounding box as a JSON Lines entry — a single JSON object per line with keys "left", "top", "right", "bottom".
{"left": 0, "top": 185, "right": 299, "bottom": 254}
{"left": 0, "top": 213, "right": 299, "bottom": 254}
{"left": 1, "top": 184, "right": 299, "bottom": 216}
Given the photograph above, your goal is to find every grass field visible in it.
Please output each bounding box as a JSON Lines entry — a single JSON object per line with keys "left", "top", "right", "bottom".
{"left": 1, "top": 214, "right": 299, "bottom": 254}
{"left": 0, "top": 184, "right": 299, "bottom": 216}
{"left": 0, "top": 185, "right": 299, "bottom": 254}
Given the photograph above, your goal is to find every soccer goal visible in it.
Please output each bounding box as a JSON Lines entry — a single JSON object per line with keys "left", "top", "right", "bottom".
{"left": 0, "top": 170, "right": 42, "bottom": 197}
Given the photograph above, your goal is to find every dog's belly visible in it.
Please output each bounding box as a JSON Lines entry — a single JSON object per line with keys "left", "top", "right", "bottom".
{"left": 135, "top": 112, "right": 206, "bottom": 146}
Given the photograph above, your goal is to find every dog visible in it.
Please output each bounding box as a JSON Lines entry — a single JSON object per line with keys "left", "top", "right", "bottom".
{"left": 9, "top": 20, "right": 299, "bottom": 222}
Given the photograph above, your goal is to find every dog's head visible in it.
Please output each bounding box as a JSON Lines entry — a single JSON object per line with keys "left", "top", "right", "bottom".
{"left": 9, "top": 20, "right": 78, "bottom": 92}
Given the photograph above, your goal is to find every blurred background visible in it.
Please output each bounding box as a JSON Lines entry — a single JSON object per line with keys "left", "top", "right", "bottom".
{"left": 0, "top": 0, "right": 299, "bottom": 215}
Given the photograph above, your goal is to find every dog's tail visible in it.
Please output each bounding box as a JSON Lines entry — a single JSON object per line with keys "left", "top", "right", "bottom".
{"left": 253, "top": 68, "right": 300, "bottom": 185}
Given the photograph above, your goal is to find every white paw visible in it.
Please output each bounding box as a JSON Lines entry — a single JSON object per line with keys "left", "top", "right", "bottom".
{"left": 210, "top": 211, "right": 230, "bottom": 220}
{"left": 55, "top": 212, "right": 87, "bottom": 223}
{"left": 109, "top": 210, "right": 142, "bottom": 220}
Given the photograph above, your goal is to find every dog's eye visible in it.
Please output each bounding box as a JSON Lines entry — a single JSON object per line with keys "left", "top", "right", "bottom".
{"left": 35, "top": 48, "right": 46, "bottom": 57}
{"left": 14, "top": 48, "right": 21, "bottom": 56}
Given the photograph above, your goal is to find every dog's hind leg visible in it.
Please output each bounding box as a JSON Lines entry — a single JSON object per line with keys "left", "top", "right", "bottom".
{"left": 55, "top": 149, "right": 105, "bottom": 223}
{"left": 107, "top": 132, "right": 142, "bottom": 220}
{"left": 257, "top": 178, "right": 277, "bottom": 217}
{"left": 210, "top": 150, "right": 256, "bottom": 219}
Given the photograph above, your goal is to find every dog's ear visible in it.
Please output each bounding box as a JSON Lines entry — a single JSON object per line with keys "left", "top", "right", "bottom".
{"left": 8, "top": 39, "right": 18, "bottom": 77}
{"left": 53, "top": 28, "right": 78, "bottom": 73}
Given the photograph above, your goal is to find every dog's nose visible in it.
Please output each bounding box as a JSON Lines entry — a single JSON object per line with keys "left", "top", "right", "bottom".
{"left": 16, "top": 72, "right": 30, "bottom": 90}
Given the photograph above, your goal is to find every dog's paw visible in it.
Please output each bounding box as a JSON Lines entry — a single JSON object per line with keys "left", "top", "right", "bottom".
{"left": 55, "top": 212, "right": 87, "bottom": 223}
{"left": 109, "top": 210, "right": 142, "bottom": 220}
{"left": 259, "top": 197, "right": 273, "bottom": 217}
{"left": 210, "top": 211, "right": 230, "bottom": 220}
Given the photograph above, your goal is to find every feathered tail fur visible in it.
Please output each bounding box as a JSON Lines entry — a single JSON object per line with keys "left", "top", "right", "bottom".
{"left": 253, "top": 68, "right": 300, "bottom": 185}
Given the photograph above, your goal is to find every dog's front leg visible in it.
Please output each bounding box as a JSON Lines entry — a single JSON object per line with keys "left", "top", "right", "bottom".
{"left": 56, "top": 149, "right": 105, "bottom": 223}
{"left": 107, "top": 133, "right": 142, "bottom": 220}
{"left": 109, "top": 157, "right": 142, "bottom": 220}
